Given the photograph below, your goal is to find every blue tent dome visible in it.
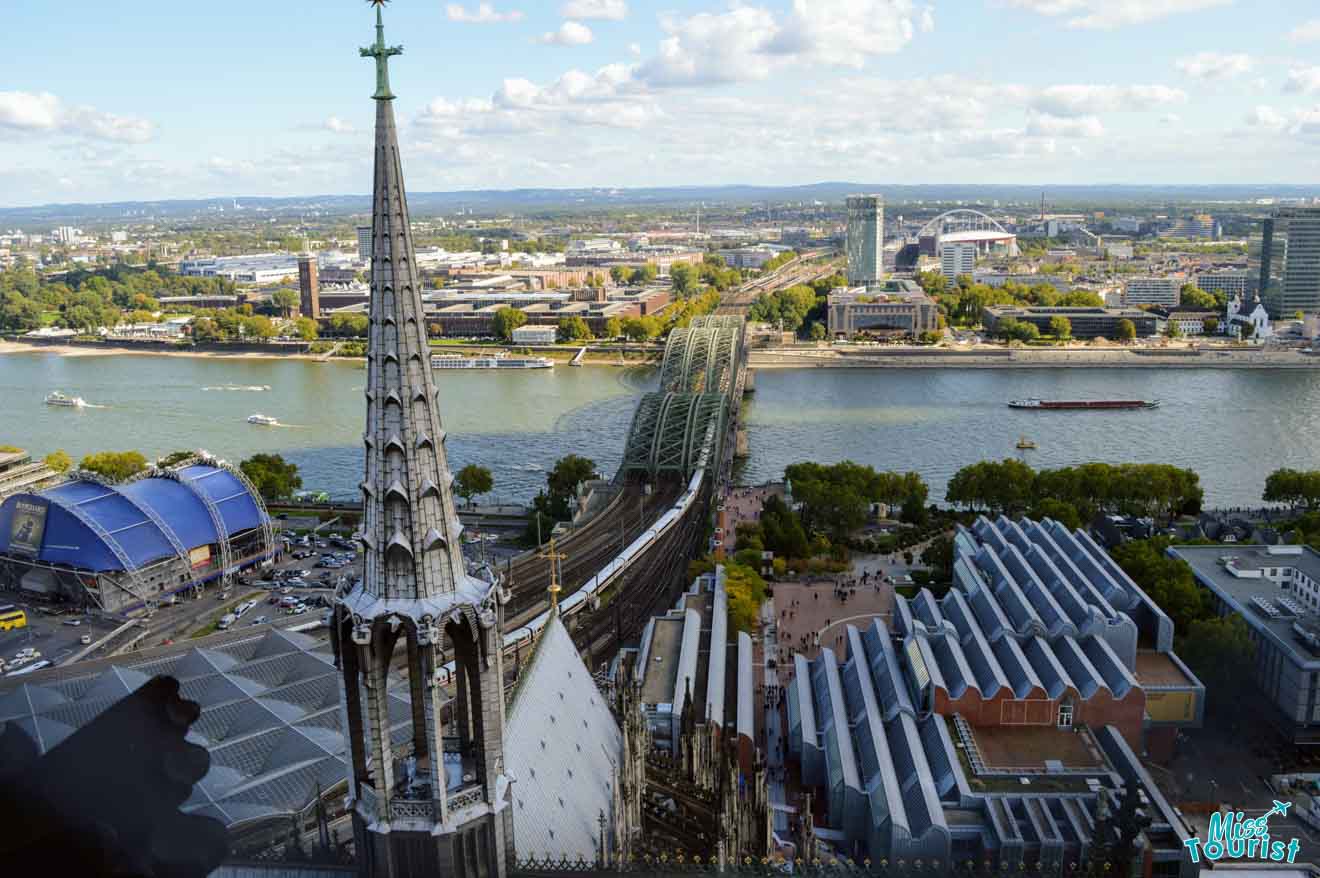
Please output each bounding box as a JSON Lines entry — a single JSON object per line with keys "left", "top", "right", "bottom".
{"left": 0, "top": 465, "right": 268, "bottom": 573}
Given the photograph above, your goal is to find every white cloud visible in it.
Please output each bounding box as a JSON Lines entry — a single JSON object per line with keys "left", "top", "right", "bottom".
{"left": 1175, "top": 52, "right": 1253, "bottom": 79}
{"left": 1025, "top": 112, "right": 1105, "bottom": 137}
{"left": 628, "top": 42, "right": 641, "bottom": 56}
{"left": 1288, "top": 19, "right": 1320, "bottom": 43}
{"left": 1031, "top": 84, "right": 1186, "bottom": 116}
{"left": 1246, "top": 105, "right": 1289, "bottom": 132}
{"left": 1002, "top": 0, "right": 1233, "bottom": 30}
{"left": 538, "top": 20, "right": 594, "bottom": 46}
{"left": 920, "top": 6, "right": 936, "bottom": 32}
{"left": 206, "top": 157, "right": 258, "bottom": 178}
{"left": 1284, "top": 67, "right": 1320, "bottom": 95}
{"left": 445, "top": 3, "right": 524, "bottom": 24}
{"left": 324, "top": 116, "right": 355, "bottom": 134}
{"left": 635, "top": 1, "right": 926, "bottom": 88}
{"left": 561, "top": 0, "right": 627, "bottom": 20}
{"left": 0, "top": 91, "right": 152, "bottom": 143}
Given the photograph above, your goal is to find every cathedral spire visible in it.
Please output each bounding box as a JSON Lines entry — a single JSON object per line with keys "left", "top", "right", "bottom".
{"left": 347, "top": 0, "right": 490, "bottom": 613}
{"left": 359, "top": 2, "right": 402, "bottom": 101}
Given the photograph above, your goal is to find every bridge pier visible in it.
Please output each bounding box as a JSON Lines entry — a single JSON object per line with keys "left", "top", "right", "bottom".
{"left": 735, "top": 429, "right": 749, "bottom": 459}
{"left": 743, "top": 368, "right": 755, "bottom": 394}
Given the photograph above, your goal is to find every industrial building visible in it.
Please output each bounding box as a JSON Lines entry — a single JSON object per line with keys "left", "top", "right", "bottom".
{"left": 0, "top": 455, "right": 274, "bottom": 615}
{"left": 827, "top": 283, "right": 939, "bottom": 339}
{"left": 510, "top": 325, "right": 557, "bottom": 345}
{"left": 983, "top": 306, "right": 1158, "bottom": 340}
{"left": 1168, "top": 544, "right": 1320, "bottom": 744}
{"left": 786, "top": 516, "right": 1202, "bottom": 874}
{"left": 1251, "top": 206, "right": 1320, "bottom": 318}
{"left": 846, "top": 195, "right": 885, "bottom": 287}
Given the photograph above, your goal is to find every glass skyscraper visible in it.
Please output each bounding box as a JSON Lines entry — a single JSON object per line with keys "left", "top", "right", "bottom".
{"left": 846, "top": 195, "right": 884, "bottom": 287}
{"left": 1251, "top": 207, "right": 1320, "bottom": 319}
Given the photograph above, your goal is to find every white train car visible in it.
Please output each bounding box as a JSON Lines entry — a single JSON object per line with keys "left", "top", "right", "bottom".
{"left": 434, "top": 468, "right": 707, "bottom": 687}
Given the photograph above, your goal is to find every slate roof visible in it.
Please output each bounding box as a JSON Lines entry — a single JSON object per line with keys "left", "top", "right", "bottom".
{"left": 505, "top": 611, "right": 622, "bottom": 862}
{"left": 0, "top": 628, "right": 411, "bottom": 826}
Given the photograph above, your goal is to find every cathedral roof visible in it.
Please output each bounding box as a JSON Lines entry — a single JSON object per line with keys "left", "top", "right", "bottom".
{"left": 504, "top": 612, "right": 622, "bottom": 861}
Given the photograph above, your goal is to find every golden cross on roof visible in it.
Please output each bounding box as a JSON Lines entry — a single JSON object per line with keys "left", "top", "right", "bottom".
{"left": 538, "top": 538, "right": 567, "bottom": 609}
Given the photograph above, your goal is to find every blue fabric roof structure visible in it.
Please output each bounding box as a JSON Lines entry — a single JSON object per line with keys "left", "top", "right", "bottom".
{"left": 0, "top": 465, "right": 267, "bottom": 573}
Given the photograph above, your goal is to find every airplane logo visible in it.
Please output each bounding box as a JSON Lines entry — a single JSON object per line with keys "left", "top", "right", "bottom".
{"left": 1264, "top": 800, "right": 1292, "bottom": 821}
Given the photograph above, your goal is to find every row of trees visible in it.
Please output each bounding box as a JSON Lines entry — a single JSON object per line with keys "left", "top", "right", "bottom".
{"left": 1263, "top": 469, "right": 1320, "bottom": 511}
{"left": 915, "top": 272, "right": 1105, "bottom": 328}
{"left": 785, "top": 461, "right": 929, "bottom": 538}
{"left": 609, "top": 263, "right": 659, "bottom": 286}
{"left": 945, "top": 460, "right": 1203, "bottom": 523}
{"left": 0, "top": 265, "right": 236, "bottom": 334}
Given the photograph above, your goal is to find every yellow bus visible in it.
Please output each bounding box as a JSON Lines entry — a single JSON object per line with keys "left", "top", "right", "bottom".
{"left": 0, "top": 605, "right": 27, "bottom": 631}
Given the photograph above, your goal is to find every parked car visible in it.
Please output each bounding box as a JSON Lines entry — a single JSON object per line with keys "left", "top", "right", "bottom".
{"left": 79, "top": 634, "right": 92, "bottom": 645}
{"left": 62, "top": 619, "right": 82, "bottom": 627}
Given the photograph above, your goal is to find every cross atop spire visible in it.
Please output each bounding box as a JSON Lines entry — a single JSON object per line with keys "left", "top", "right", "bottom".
{"left": 360, "top": 1, "right": 403, "bottom": 101}
{"left": 539, "top": 539, "right": 567, "bottom": 610}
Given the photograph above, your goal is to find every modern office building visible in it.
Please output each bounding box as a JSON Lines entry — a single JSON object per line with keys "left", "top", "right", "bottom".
{"left": 1169, "top": 544, "right": 1320, "bottom": 743}
{"left": 983, "top": 306, "right": 1158, "bottom": 339}
{"left": 1122, "top": 277, "right": 1181, "bottom": 307}
{"left": 1251, "top": 206, "right": 1320, "bottom": 318}
{"left": 786, "top": 516, "right": 1202, "bottom": 872}
{"left": 509, "top": 324, "right": 557, "bottom": 345}
{"left": 1157, "top": 215, "right": 1217, "bottom": 239}
{"left": 939, "top": 242, "right": 976, "bottom": 279}
{"left": 1194, "top": 270, "right": 1250, "bottom": 298}
{"left": 846, "top": 195, "right": 884, "bottom": 286}
{"left": 355, "top": 225, "right": 372, "bottom": 262}
{"left": 297, "top": 255, "right": 320, "bottom": 319}
{"left": 827, "top": 284, "right": 939, "bottom": 338}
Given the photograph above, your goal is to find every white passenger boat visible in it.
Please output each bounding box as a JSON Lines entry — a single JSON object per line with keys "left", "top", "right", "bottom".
{"left": 247, "top": 414, "right": 280, "bottom": 426}
{"left": 45, "top": 391, "right": 87, "bottom": 408}
{"left": 431, "top": 353, "right": 553, "bottom": 370}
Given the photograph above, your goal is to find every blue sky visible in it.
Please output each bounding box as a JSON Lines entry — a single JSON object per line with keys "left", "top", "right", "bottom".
{"left": 2, "top": 0, "right": 1319, "bottom": 206}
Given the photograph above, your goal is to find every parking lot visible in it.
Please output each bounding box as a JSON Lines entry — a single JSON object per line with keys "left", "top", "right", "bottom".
{"left": 0, "top": 600, "right": 122, "bottom": 675}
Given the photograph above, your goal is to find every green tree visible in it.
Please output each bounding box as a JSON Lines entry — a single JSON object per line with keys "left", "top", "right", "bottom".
{"left": 669, "top": 263, "right": 698, "bottom": 297}
{"left": 1178, "top": 284, "right": 1217, "bottom": 309}
{"left": 1109, "top": 539, "right": 1210, "bottom": 632}
{"left": 636, "top": 263, "right": 659, "bottom": 284}
{"left": 79, "top": 450, "right": 148, "bottom": 482}
{"left": 724, "top": 563, "right": 768, "bottom": 632}
{"left": 809, "top": 322, "right": 827, "bottom": 341}
{"left": 1047, "top": 315, "right": 1072, "bottom": 340}
{"left": 44, "top": 449, "right": 72, "bottom": 474}
{"left": 604, "top": 316, "right": 623, "bottom": 339}
{"left": 271, "top": 288, "right": 299, "bottom": 318}
{"left": 239, "top": 453, "right": 303, "bottom": 500}
{"left": 785, "top": 462, "right": 927, "bottom": 539}
{"left": 156, "top": 450, "right": 195, "bottom": 467}
{"left": 292, "top": 317, "right": 319, "bottom": 341}
{"left": 1029, "top": 497, "right": 1083, "bottom": 530}
{"left": 492, "top": 306, "right": 527, "bottom": 342}
{"left": 945, "top": 458, "right": 1038, "bottom": 516}
{"left": 610, "top": 265, "right": 635, "bottom": 285}
{"left": 544, "top": 454, "right": 598, "bottom": 519}
{"left": 242, "top": 314, "right": 277, "bottom": 340}
{"left": 1116, "top": 318, "right": 1137, "bottom": 342}
{"left": 1179, "top": 614, "right": 1256, "bottom": 710}
{"left": 557, "top": 315, "right": 592, "bottom": 342}
{"left": 757, "top": 494, "right": 811, "bottom": 559}
{"left": 454, "top": 464, "right": 494, "bottom": 507}
{"left": 1264, "top": 468, "right": 1320, "bottom": 511}
{"left": 1203, "top": 316, "right": 1219, "bottom": 335}
{"left": 1165, "top": 320, "right": 1182, "bottom": 339}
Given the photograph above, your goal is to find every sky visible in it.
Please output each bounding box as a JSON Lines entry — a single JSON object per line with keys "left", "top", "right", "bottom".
{"left": 2, "top": 0, "right": 1320, "bottom": 207}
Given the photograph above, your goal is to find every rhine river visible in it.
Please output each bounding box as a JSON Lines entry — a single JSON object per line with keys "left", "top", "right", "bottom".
{"left": 2, "top": 351, "right": 1318, "bottom": 509}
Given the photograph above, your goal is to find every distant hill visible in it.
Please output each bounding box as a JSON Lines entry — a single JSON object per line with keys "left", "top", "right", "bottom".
{"left": 2, "top": 182, "right": 1316, "bottom": 226}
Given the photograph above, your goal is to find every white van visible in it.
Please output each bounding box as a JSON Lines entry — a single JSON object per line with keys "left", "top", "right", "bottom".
{"left": 217, "top": 613, "right": 237, "bottom": 630}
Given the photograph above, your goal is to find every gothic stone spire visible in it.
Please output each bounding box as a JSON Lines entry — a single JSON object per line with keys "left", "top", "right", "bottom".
{"left": 351, "top": 4, "right": 488, "bottom": 612}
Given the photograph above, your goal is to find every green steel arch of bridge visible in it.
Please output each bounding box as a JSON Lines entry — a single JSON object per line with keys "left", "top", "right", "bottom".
{"left": 621, "top": 316, "right": 746, "bottom": 481}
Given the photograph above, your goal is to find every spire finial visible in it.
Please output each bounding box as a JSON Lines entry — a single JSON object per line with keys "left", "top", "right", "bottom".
{"left": 539, "top": 538, "right": 567, "bottom": 610}
{"left": 360, "top": 0, "right": 403, "bottom": 101}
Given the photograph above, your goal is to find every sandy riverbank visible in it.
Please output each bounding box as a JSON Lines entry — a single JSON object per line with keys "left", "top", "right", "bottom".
{"left": 749, "top": 346, "right": 1320, "bottom": 369}
{"left": 0, "top": 339, "right": 656, "bottom": 366}
{"left": 0, "top": 340, "right": 325, "bottom": 360}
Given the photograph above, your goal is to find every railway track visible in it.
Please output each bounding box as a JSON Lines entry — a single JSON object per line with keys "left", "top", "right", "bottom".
{"left": 504, "top": 483, "right": 681, "bottom": 628}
